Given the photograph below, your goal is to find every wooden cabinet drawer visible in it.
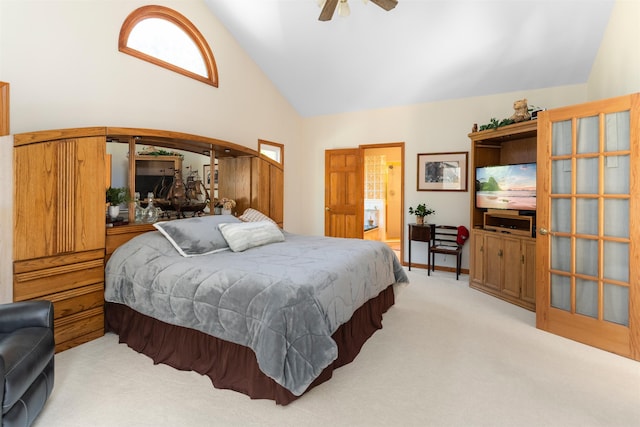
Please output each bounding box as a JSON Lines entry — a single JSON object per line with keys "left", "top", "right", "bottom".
{"left": 54, "top": 307, "right": 104, "bottom": 352}
{"left": 34, "top": 283, "right": 105, "bottom": 353}
{"left": 45, "top": 283, "right": 104, "bottom": 320}
{"left": 13, "top": 250, "right": 106, "bottom": 352}
{"left": 14, "top": 261, "right": 104, "bottom": 301}
{"left": 105, "top": 224, "right": 154, "bottom": 257}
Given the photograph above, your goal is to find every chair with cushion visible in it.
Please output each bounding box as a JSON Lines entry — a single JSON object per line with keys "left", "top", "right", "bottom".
{"left": 0, "top": 300, "right": 55, "bottom": 427}
{"left": 428, "top": 225, "right": 469, "bottom": 280}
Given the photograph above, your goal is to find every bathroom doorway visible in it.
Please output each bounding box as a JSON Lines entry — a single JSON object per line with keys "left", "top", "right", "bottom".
{"left": 362, "top": 143, "right": 404, "bottom": 261}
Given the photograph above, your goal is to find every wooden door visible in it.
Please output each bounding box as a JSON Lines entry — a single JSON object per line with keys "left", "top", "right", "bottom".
{"left": 537, "top": 93, "right": 640, "bottom": 360}
{"left": 324, "top": 149, "right": 363, "bottom": 238}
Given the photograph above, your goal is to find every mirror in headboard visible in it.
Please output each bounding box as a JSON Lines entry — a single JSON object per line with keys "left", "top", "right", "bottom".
{"left": 109, "top": 138, "right": 215, "bottom": 218}
{"left": 104, "top": 127, "right": 269, "bottom": 222}
{"left": 107, "top": 136, "right": 213, "bottom": 219}
{"left": 106, "top": 139, "right": 130, "bottom": 191}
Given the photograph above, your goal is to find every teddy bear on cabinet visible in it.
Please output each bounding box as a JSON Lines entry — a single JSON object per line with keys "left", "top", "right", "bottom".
{"left": 509, "top": 98, "right": 531, "bottom": 122}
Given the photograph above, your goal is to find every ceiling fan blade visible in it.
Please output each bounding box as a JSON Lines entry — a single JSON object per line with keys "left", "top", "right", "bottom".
{"left": 319, "top": 0, "right": 339, "bottom": 21}
{"left": 370, "top": 0, "right": 398, "bottom": 11}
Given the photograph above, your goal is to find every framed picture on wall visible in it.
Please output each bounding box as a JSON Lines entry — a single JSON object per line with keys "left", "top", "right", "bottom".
{"left": 203, "top": 164, "right": 211, "bottom": 190}
{"left": 417, "top": 151, "right": 468, "bottom": 191}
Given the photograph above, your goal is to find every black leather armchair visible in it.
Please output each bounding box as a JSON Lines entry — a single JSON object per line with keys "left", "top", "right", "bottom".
{"left": 0, "top": 301, "right": 55, "bottom": 427}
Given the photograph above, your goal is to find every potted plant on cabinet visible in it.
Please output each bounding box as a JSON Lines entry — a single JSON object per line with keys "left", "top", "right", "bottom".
{"left": 408, "top": 203, "right": 435, "bottom": 225}
{"left": 106, "top": 187, "right": 130, "bottom": 220}
{"left": 216, "top": 197, "right": 236, "bottom": 215}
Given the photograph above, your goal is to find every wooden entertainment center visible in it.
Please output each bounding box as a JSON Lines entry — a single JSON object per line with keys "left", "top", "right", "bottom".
{"left": 468, "top": 120, "right": 537, "bottom": 311}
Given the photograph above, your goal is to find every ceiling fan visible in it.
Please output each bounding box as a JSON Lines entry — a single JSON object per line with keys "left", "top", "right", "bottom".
{"left": 319, "top": 0, "right": 398, "bottom": 22}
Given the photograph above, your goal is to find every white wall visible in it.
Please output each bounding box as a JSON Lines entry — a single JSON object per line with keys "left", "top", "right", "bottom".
{"left": 0, "top": 0, "right": 306, "bottom": 228}
{"left": 588, "top": 0, "right": 640, "bottom": 100}
{"left": 302, "top": 85, "right": 586, "bottom": 266}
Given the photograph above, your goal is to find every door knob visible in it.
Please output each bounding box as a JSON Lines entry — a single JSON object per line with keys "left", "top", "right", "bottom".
{"left": 539, "top": 227, "right": 549, "bottom": 235}
{"left": 325, "top": 207, "right": 330, "bottom": 211}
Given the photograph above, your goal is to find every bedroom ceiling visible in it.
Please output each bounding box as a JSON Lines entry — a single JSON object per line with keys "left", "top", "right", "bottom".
{"left": 204, "top": 0, "right": 616, "bottom": 117}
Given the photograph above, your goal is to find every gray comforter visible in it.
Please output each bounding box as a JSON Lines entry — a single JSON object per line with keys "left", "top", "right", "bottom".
{"left": 105, "top": 231, "right": 408, "bottom": 396}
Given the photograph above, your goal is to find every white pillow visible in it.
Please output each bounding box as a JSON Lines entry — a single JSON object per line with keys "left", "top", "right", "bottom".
{"left": 218, "top": 220, "right": 284, "bottom": 252}
{"left": 238, "top": 208, "right": 277, "bottom": 225}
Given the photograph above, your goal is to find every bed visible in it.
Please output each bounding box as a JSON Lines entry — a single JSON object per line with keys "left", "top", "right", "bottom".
{"left": 104, "top": 214, "right": 408, "bottom": 404}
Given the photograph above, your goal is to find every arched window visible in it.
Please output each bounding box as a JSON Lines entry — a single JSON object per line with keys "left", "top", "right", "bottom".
{"left": 119, "top": 5, "right": 218, "bottom": 87}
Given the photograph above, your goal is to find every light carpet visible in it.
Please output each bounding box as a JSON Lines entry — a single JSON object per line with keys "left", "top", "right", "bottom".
{"left": 33, "top": 269, "right": 640, "bottom": 427}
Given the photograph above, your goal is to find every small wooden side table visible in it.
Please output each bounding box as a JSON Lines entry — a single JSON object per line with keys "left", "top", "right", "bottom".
{"left": 408, "top": 223, "right": 435, "bottom": 271}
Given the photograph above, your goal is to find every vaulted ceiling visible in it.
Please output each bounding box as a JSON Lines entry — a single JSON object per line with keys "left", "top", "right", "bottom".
{"left": 204, "top": 0, "right": 616, "bottom": 117}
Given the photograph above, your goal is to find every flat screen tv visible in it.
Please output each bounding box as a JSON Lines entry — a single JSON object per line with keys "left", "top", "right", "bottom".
{"left": 475, "top": 163, "right": 536, "bottom": 211}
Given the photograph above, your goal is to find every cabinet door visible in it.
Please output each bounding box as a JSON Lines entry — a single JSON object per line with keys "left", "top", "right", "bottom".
{"left": 14, "top": 137, "right": 105, "bottom": 261}
{"left": 250, "top": 156, "right": 284, "bottom": 225}
{"left": 521, "top": 239, "right": 536, "bottom": 304}
{"left": 502, "top": 237, "right": 522, "bottom": 298}
{"left": 484, "top": 234, "right": 503, "bottom": 291}
{"left": 235, "top": 157, "right": 251, "bottom": 213}
{"left": 470, "top": 230, "right": 485, "bottom": 285}
{"left": 251, "top": 157, "right": 271, "bottom": 215}
{"left": 218, "top": 157, "right": 251, "bottom": 214}
{"left": 269, "top": 164, "right": 284, "bottom": 226}
{"left": 217, "top": 157, "right": 235, "bottom": 203}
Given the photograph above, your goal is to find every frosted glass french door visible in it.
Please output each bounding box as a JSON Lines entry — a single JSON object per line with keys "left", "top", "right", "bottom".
{"left": 536, "top": 94, "right": 639, "bottom": 360}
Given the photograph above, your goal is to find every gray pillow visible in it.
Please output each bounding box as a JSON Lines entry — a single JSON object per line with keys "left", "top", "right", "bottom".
{"left": 153, "top": 215, "right": 241, "bottom": 257}
{"left": 218, "top": 220, "right": 284, "bottom": 252}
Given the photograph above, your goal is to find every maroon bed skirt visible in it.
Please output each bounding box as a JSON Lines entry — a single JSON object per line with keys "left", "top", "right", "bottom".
{"left": 105, "top": 285, "right": 394, "bottom": 405}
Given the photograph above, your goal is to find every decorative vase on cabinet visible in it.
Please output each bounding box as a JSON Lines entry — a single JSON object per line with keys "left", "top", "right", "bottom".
{"left": 108, "top": 205, "right": 120, "bottom": 221}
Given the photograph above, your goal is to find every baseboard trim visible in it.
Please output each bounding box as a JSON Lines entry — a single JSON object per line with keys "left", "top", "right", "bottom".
{"left": 402, "top": 261, "right": 468, "bottom": 275}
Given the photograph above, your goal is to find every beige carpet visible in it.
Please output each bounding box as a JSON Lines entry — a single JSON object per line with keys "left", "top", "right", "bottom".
{"left": 34, "top": 269, "right": 640, "bottom": 427}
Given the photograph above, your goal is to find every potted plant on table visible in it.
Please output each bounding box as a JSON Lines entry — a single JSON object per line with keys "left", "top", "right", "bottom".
{"left": 217, "top": 197, "right": 236, "bottom": 215}
{"left": 408, "top": 203, "right": 435, "bottom": 225}
{"left": 106, "top": 187, "right": 130, "bottom": 220}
